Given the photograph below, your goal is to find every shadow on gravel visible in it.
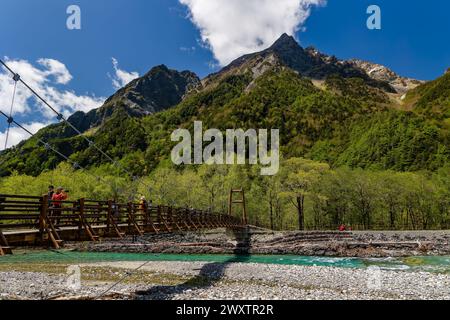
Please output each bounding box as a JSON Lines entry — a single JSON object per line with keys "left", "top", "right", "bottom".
{"left": 134, "top": 226, "right": 252, "bottom": 300}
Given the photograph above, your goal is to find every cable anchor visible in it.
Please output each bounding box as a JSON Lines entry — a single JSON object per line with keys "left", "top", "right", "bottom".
{"left": 72, "top": 162, "right": 81, "bottom": 169}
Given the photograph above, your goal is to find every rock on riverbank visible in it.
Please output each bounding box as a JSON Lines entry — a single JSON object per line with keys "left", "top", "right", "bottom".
{"left": 71, "top": 228, "right": 450, "bottom": 257}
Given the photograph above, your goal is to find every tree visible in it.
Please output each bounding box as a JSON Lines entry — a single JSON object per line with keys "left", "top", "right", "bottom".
{"left": 347, "top": 170, "right": 378, "bottom": 229}
{"left": 252, "top": 168, "right": 283, "bottom": 230}
{"left": 198, "top": 165, "right": 229, "bottom": 213}
{"left": 280, "top": 158, "right": 329, "bottom": 230}
{"left": 375, "top": 171, "right": 405, "bottom": 229}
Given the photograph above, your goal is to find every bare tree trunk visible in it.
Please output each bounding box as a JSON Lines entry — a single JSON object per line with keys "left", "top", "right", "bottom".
{"left": 269, "top": 200, "right": 274, "bottom": 231}
{"left": 276, "top": 201, "right": 282, "bottom": 230}
{"left": 297, "top": 195, "right": 304, "bottom": 231}
{"left": 389, "top": 205, "right": 396, "bottom": 230}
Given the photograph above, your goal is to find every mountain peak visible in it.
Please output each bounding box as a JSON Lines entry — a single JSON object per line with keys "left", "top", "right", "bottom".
{"left": 112, "top": 65, "right": 200, "bottom": 114}
{"left": 269, "top": 33, "right": 300, "bottom": 50}
{"left": 66, "top": 65, "right": 201, "bottom": 134}
{"left": 143, "top": 64, "right": 170, "bottom": 77}
{"left": 206, "top": 33, "right": 416, "bottom": 94}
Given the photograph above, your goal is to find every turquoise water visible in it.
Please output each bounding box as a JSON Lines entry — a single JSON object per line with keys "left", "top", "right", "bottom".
{"left": 1, "top": 251, "right": 449, "bottom": 273}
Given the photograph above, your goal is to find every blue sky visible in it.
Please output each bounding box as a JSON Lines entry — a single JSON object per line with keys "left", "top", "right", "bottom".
{"left": 0, "top": 0, "right": 449, "bottom": 148}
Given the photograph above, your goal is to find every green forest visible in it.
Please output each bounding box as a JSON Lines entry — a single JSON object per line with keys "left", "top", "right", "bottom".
{"left": 1, "top": 159, "right": 449, "bottom": 231}
{"left": 1, "top": 69, "right": 449, "bottom": 176}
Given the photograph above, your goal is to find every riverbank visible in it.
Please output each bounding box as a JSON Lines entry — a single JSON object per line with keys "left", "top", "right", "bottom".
{"left": 1, "top": 260, "right": 449, "bottom": 300}
{"left": 71, "top": 228, "right": 450, "bottom": 257}
{"left": 1, "top": 228, "right": 449, "bottom": 300}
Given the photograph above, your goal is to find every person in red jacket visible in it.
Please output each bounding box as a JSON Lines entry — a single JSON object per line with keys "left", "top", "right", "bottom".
{"left": 51, "top": 187, "right": 68, "bottom": 225}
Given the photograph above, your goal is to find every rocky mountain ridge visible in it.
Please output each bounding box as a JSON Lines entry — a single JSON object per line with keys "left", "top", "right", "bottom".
{"left": 0, "top": 33, "right": 447, "bottom": 176}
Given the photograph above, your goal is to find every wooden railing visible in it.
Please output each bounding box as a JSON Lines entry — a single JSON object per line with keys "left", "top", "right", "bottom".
{"left": 0, "top": 194, "right": 244, "bottom": 255}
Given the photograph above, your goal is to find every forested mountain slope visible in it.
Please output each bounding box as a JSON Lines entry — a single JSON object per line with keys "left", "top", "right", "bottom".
{"left": 0, "top": 35, "right": 448, "bottom": 176}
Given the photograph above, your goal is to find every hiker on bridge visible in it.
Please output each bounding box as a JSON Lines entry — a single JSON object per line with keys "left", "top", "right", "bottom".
{"left": 50, "top": 187, "right": 68, "bottom": 225}
{"left": 111, "top": 198, "right": 121, "bottom": 222}
{"left": 139, "top": 196, "right": 148, "bottom": 213}
{"left": 47, "top": 185, "right": 54, "bottom": 205}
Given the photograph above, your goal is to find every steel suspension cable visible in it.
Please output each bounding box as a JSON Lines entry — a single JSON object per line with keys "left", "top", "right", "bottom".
{"left": 4, "top": 76, "right": 18, "bottom": 150}
{"left": 0, "top": 59, "right": 130, "bottom": 172}
{"left": 0, "top": 58, "right": 152, "bottom": 195}
{"left": 0, "top": 110, "right": 117, "bottom": 190}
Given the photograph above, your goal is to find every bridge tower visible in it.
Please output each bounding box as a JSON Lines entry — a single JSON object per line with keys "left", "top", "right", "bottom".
{"left": 228, "top": 188, "right": 248, "bottom": 225}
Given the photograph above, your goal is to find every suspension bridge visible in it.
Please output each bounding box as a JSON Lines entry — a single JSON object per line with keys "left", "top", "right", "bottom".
{"left": 0, "top": 191, "right": 248, "bottom": 256}
{"left": 0, "top": 60, "right": 251, "bottom": 256}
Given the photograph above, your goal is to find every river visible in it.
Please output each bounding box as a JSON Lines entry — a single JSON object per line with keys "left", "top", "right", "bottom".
{"left": 1, "top": 250, "right": 450, "bottom": 274}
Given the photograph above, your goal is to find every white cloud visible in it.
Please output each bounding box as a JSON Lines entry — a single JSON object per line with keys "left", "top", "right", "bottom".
{"left": 37, "top": 58, "right": 73, "bottom": 84}
{"left": 0, "top": 57, "right": 106, "bottom": 149}
{"left": 179, "top": 0, "right": 325, "bottom": 66}
{"left": 0, "top": 57, "right": 105, "bottom": 117}
{"left": 0, "top": 121, "right": 49, "bottom": 151}
{"left": 110, "top": 58, "right": 139, "bottom": 90}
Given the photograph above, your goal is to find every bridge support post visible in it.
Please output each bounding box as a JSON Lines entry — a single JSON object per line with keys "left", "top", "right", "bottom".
{"left": 167, "top": 207, "right": 172, "bottom": 230}
{"left": 143, "top": 201, "right": 149, "bottom": 230}
{"left": 127, "top": 202, "right": 132, "bottom": 235}
{"left": 197, "top": 210, "right": 204, "bottom": 229}
{"left": 170, "top": 207, "right": 182, "bottom": 232}
{"left": 186, "top": 208, "right": 197, "bottom": 230}
{"left": 38, "top": 195, "right": 62, "bottom": 249}
{"left": 39, "top": 195, "right": 49, "bottom": 240}
{"left": 127, "top": 202, "right": 143, "bottom": 236}
{"left": 107, "top": 200, "right": 124, "bottom": 238}
{"left": 204, "top": 211, "right": 211, "bottom": 228}
{"left": 157, "top": 206, "right": 169, "bottom": 232}
{"left": 228, "top": 188, "right": 248, "bottom": 226}
{"left": 144, "top": 202, "right": 157, "bottom": 234}
{"left": 78, "top": 198, "right": 98, "bottom": 242}
{"left": 179, "top": 208, "right": 190, "bottom": 230}
{"left": 106, "top": 200, "right": 112, "bottom": 235}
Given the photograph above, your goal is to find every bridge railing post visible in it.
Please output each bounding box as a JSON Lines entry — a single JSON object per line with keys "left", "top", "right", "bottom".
{"left": 168, "top": 207, "right": 172, "bottom": 230}
{"left": 79, "top": 198, "right": 88, "bottom": 238}
{"left": 39, "top": 195, "right": 49, "bottom": 239}
{"left": 79, "top": 198, "right": 85, "bottom": 218}
{"left": 199, "top": 210, "right": 204, "bottom": 228}
{"left": 183, "top": 207, "right": 191, "bottom": 230}
{"left": 186, "top": 208, "right": 195, "bottom": 230}
{"left": 146, "top": 202, "right": 158, "bottom": 233}
{"left": 200, "top": 210, "right": 205, "bottom": 228}
{"left": 143, "top": 201, "right": 149, "bottom": 230}
{"left": 157, "top": 205, "right": 161, "bottom": 225}
{"left": 96, "top": 201, "right": 101, "bottom": 225}
{"left": 127, "top": 202, "right": 132, "bottom": 234}
{"left": 75, "top": 199, "right": 81, "bottom": 239}
{"left": 107, "top": 200, "right": 112, "bottom": 234}
{"left": 195, "top": 210, "right": 199, "bottom": 228}
{"left": 204, "top": 210, "right": 209, "bottom": 228}
{"left": 207, "top": 211, "right": 212, "bottom": 227}
{"left": 77, "top": 198, "right": 96, "bottom": 241}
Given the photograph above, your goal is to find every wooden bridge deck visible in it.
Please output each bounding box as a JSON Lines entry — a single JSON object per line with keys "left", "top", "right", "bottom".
{"left": 0, "top": 194, "right": 244, "bottom": 255}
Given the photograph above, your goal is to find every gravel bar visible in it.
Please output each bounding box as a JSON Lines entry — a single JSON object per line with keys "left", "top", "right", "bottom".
{"left": 1, "top": 261, "right": 449, "bottom": 300}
